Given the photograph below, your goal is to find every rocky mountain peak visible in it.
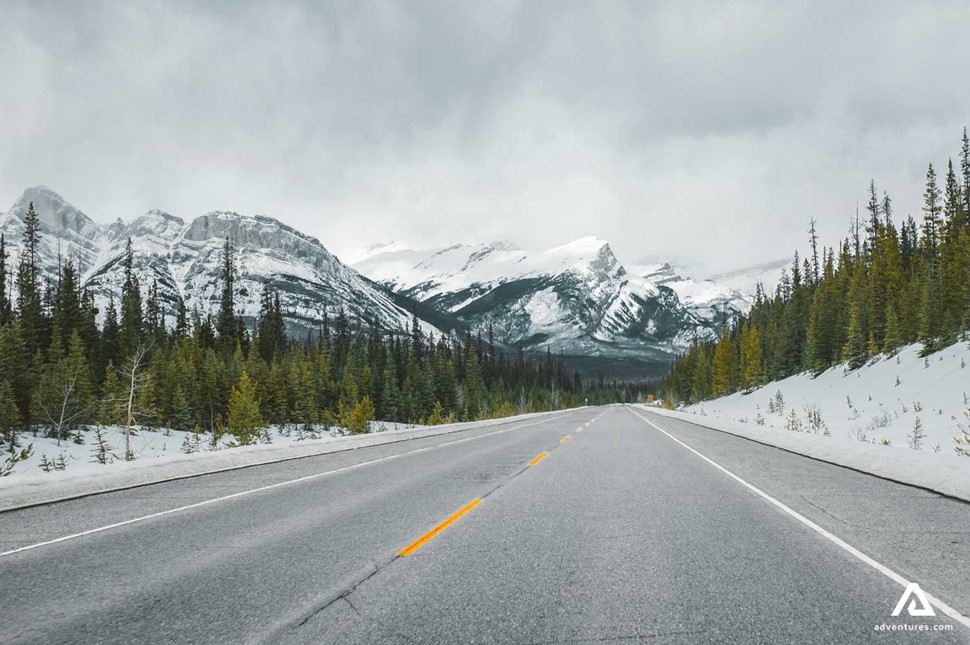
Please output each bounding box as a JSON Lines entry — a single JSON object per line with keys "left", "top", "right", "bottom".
{"left": 7, "top": 186, "right": 100, "bottom": 239}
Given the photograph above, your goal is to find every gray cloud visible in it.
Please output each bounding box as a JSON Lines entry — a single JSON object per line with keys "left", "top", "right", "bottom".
{"left": 2, "top": 0, "right": 969, "bottom": 276}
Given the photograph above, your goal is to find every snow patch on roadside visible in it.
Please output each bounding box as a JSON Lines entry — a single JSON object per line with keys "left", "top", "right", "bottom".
{"left": 644, "top": 406, "right": 970, "bottom": 502}
{"left": 0, "top": 410, "right": 569, "bottom": 511}
{"left": 684, "top": 342, "right": 970, "bottom": 453}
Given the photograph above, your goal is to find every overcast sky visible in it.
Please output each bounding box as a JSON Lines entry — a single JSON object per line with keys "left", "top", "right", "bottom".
{"left": 2, "top": 1, "right": 969, "bottom": 276}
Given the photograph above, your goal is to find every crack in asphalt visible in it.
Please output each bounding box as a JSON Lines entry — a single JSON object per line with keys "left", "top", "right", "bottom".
{"left": 259, "top": 409, "right": 592, "bottom": 643}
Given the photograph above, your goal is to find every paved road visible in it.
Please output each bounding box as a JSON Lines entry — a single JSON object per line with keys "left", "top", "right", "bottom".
{"left": 1, "top": 406, "right": 968, "bottom": 644}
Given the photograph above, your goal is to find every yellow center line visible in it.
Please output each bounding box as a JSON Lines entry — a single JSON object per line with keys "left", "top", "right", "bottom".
{"left": 398, "top": 498, "right": 482, "bottom": 556}
{"left": 561, "top": 435, "right": 571, "bottom": 443}
{"left": 528, "top": 451, "right": 549, "bottom": 466}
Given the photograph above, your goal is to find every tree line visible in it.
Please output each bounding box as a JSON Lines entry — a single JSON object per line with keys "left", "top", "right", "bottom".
{"left": 0, "top": 213, "right": 639, "bottom": 459}
{"left": 663, "top": 128, "right": 970, "bottom": 404}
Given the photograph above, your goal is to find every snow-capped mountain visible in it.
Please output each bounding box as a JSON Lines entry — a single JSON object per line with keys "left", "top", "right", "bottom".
{"left": 353, "top": 238, "right": 758, "bottom": 361}
{"left": 0, "top": 187, "right": 453, "bottom": 336}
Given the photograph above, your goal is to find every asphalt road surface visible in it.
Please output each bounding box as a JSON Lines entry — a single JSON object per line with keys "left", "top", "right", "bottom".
{"left": 1, "top": 405, "right": 969, "bottom": 644}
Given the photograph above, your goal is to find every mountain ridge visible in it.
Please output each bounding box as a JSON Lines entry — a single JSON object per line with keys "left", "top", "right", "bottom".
{"left": 352, "top": 239, "right": 762, "bottom": 362}
{"left": 0, "top": 187, "right": 457, "bottom": 338}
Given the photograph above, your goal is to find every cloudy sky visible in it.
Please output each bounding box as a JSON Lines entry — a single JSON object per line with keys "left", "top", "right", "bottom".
{"left": 2, "top": 1, "right": 969, "bottom": 276}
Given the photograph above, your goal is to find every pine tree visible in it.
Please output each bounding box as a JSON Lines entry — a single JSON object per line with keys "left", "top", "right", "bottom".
{"left": 225, "top": 371, "right": 264, "bottom": 445}
{"left": 118, "top": 238, "right": 143, "bottom": 358}
{"left": 0, "top": 321, "right": 30, "bottom": 431}
{"left": 865, "top": 180, "right": 880, "bottom": 255}
{"left": 711, "top": 324, "right": 737, "bottom": 397}
{"left": 0, "top": 234, "right": 10, "bottom": 325}
{"left": 961, "top": 127, "right": 970, "bottom": 226}
{"left": 741, "top": 323, "right": 765, "bottom": 387}
{"left": 216, "top": 237, "right": 238, "bottom": 350}
{"left": 0, "top": 380, "right": 20, "bottom": 451}
{"left": 842, "top": 259, "right": 869, "bottom": 369}
{"left": 922, "top": 163, "right": 943, "bottom": 257}
{"left": 15, "top": 201, "right": 44, "bottom": 357}
{"left": 98, "top": 363, "right": 125, "bottom": 425}
{"left": 689, "top": 344, "right": 710, "bottom": 403}
{"left": 882, "top": 304, "right": 902, "bottom": 354}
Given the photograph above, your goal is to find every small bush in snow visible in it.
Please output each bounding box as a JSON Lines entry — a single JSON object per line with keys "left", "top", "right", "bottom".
{"left": 846, "top": 395, "right": 853, "bottom": 409}
{"left": 865, "top": 410, "right": 893, "bottom": 432}
{"left": 768, "top": 391, "right": 785, "bottom": 416}
{"left": 803, "top": 405, "right": 826, "bottom": 435}
{"left": 913, "top": 401, "right": 923, "bottom": 413}
{"left": 907, "top": 417, "right": 925, "bottom": 451}
{"left": 91, "top": 426, "right": 113, "bottom": 464}
{"left": 181, "top": 425, "right": 203, "bottom": 454}
{"left": 39, "top": 452, "right": 70, "bottom": 472}
{"left": 785, "top": 409, "right": 803, "bottom": 432}
{"left": 895, "top": 376, "right": 900, "bottom": 387}
{"left": 0, "top": 444, "right": 33, "bottom": 477}
{"left": 880, "top": 438, "right": 891, "bottom": 446}
{"left": 755, "top": 413, "right": 765, "bottom": 426}
{"left": 954, "top": 408, "right": 970, "bottom": 458}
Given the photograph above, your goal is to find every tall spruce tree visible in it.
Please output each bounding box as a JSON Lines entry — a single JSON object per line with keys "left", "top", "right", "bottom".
{"left": 15, "top": 201, "right": 44, "bottom": 357}
{"left": 216, "top": 237, "right": 239, "bottom": 349}
{"left": 0, "top": 234, "right": 10, "bottom": 325}
{"left": 118, "top": 238, "right": 143, "bottom": 358}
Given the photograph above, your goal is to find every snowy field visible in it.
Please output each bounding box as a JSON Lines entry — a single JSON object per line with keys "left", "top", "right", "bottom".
{"left": 685, "top": 341, "right": 970, "bottom": 457}
{"left": 3, "top": 421, "right": 425, "bottom": 479}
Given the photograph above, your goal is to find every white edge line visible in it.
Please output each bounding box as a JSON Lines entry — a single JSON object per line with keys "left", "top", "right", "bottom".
{"left": 627, "top": 406, "right": 970, "bottom": 632}
{"left": 0, "top": 410, "right": 579, "bottom": 559}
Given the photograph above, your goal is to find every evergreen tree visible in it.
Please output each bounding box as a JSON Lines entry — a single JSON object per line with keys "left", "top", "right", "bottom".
{"left": 0, "top": 379, "right": 20, "bottom": 451}
{"left": 118, "top": 238, "right": 143, "bottom": 358}
{"left": 0, "top": 234, "right": 10, "bottom": 325}
{"left": 216, "top": 237, "right": 239, "bottom": 349}
{"left": 961, "top": 127, "right": 970, "bottom": 224}
{"left": 225, "top": 371, "right": 264, "bottom": 445}
{"left": 711, "top": 324, "right": 737, "bottom": 396}
{"left": 741, "top": 323, "right": 765, "bottom": 387}
{"left": 15, "top": 202, "right": 44, "bottom": 357}
{"left": 883, "top": 304, "right": 902, "bottom": 354}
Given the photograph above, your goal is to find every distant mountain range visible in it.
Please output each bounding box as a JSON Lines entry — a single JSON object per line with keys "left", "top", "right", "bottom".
{"left": 351, "top": 241, "right": 781, "bottom": 371}
{"left": 0, "top": 186, "right": 455, "bottom": 338}
{"left": 0, "top": 186, "right": 785, "bottom": 377}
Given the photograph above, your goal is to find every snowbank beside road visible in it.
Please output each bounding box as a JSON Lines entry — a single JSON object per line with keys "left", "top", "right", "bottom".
{"left": 0, "top": 410, "right": 569, "bottom": 511}
{"left": 656, "top": 341, "right": 970, "bottom": 501}
{"left": 684, "top": 342, "right": 970, "bottom": 452}
{"left": 645, "top": 406, "right": 970, "bottom": 502}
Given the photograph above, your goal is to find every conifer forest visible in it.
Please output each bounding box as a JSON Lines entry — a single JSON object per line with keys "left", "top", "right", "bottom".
{"left": 663, "top": 129, "right": 970, "bottom": 405}
{"left": 0, "top": 217, "right": 639, "bottom": 457}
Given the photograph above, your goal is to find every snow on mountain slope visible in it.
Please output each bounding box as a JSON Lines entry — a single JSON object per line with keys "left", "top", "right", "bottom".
{"left": 0, "top": 186, "right": 105, "bottom": 279}
{"left": 705, "top": 257, "right": 789, "bottom": 297}
{"left": 686, "top": 341, "right": 970, "bottom": 455}
{"left": 0, "top": 187, "right": 448, "bottom": 336}
{"left": 631, "top": 261, "right": 754, "bottom": 324}
{"left": 353, "top": 238, "right": 754, "bottom": 359}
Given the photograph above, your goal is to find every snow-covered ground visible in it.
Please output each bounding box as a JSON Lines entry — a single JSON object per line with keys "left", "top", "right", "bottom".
{"left": 3, "top": 421, "right": 425, "bottom": 479}
{"left": 685, "top": 341, "right": 970, "bottom": 456}
{"left": 0, "top": 410, "right": 572, "bottom": 511}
